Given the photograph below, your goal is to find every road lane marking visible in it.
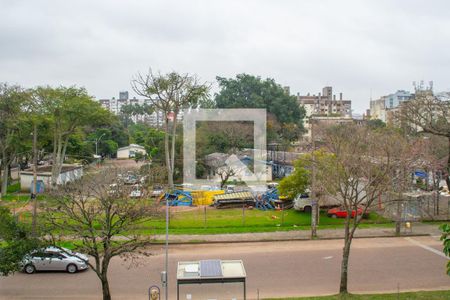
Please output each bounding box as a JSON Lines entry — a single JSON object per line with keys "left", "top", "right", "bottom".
{"left": 323, "top": 256, "right": 333, "bottom": 260}
{"left": 404, "top": 237, "right": 449, "bottom": 259}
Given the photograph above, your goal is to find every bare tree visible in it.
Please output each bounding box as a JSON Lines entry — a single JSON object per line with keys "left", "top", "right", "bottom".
{"left": 314, "top": 124, "right": 410, "bottom": 294}
{"left": 216, "top": 166, "right": 237, "bottom": 188}
{"left": 132, "top": 70, "right": 210, "bottom": 187}
{"left": 44, "top": 168, "right": 160, "bottom": 300}
{"left": 399, "top": 89, "right": 450, "bottom": 189}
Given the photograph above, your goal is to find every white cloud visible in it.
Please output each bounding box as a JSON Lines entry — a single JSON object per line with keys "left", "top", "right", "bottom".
{"left": 1, "top": 0, "right": 450, "bottom": 113}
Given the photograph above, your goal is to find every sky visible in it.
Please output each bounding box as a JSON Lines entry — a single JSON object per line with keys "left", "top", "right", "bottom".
{"left": 1, "top": 0, "right": 450, "bottom": 114}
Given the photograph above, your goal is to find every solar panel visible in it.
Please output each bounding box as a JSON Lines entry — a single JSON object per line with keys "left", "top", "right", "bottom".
{"left": 200, "top": 260, "right": 222, "bottom": 277}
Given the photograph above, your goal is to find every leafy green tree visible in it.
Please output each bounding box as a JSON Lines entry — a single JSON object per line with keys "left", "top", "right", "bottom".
{"left": 196, "top": 121, "right": 254, "bottom": 159}
{"left": 134, "top": 151, "right": 144, "bottom": 162}
{"left": 119, "top": 104, "right": 136, "bottom": 128}
{"left": 367, "top": 119, "right": 386, "bottom": 129}
{"left": 132, "top": 70, "right": 210, "bottom": 187}
{"left": 128, "top": 123, "right": 165, "bottom": 161}
{"left": 214, "top": 74, "right": 305, "bottom": 142}
{"left": 0, "top": 83, "right": 30, "bottom": 197}
{"left": 0, "top": 207, "right": 42, "bottom": 275}
{"left": 36, "top": 86, "right": 113, "bottom": 186}
{"left": 278, "top": 157, "right": 310, "bottom": 199}
{"left": 440, "top": 223, "right": 450, "bottom": 275}
{"left": 109, "top": 121, "right": 129, "bottom": 148}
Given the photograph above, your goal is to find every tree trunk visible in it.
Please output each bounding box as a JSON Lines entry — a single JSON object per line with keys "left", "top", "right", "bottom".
{"left": 1, "top": 161, "right": 9, "bottom": 197}
{"left": 51, "top": 132, "right": 63, "bottom": 186}
{"left": 1, "top": 146, "right": 10, "bottom": 197}
{"left": 446, "top": 137, "right": 450, "bottom": 191}
{"left": 32, "top": 122, "right": 38, "bottom": 236}
{"left": 339, "top": 238, "right": 352, "bottom": 294}
{"left": 57, "top": 135, "right": 70, "bottom": 179}
{"left": 101, "top": 277, "right": 111, "bottom": 300}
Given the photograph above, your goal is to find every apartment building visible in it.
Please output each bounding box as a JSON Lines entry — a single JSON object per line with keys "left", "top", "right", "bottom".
{"left": 98, "top": 91, "right": 184, "bottom": 127}
{"left": 370, "top": 90, "right": 412, "bottom": 122}
{"left": 296, "top": 86, "right": 352, "bottom": 141}
{"left": 297, "top": 86, "right": 352, "bottom": 117}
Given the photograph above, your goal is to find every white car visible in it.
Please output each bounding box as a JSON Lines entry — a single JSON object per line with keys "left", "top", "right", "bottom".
{"left": 151, "top": 186, "right": 164, "bottom": 197}
{"left": 22, "top": 247, "right": 89, "bottom": 274}
{"left": 130, "top": 184, "right": 143, "bottom": 198}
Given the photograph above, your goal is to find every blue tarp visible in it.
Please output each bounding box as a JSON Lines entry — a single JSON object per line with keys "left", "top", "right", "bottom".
{"left": 414, "top": 171, "right": 427, "bottom": 178}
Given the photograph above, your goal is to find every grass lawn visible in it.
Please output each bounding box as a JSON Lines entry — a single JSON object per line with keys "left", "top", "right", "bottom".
{"left": 3, "top": 193, "right": 394, "bottom": 235}
{"left": 0, "top": 194, "right": 46, "bottom": 211}
{"left": 266, "top": 290, "right": 450, "bottom": 300}
{"left": 6, "top": 182, "right": 21, "bottom": 193}
{"left": 0, "top": 194, "right": 32, "bottom": 202}
{"left": 141, "top": 207, "right": 393, "bottom": 235}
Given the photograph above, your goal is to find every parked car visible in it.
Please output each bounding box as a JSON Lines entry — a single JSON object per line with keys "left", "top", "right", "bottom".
{"left": 225, "top": 185, "right": 235, "bottom": 193}
{"left": 124, "top": 174, "right": 138, "bottom": 185}
{"left": 293, "top": 192, "right": 312, "bottom": 212}
{"left": 327, "top": 206, "right": 369, "bottom": 219}
{"left": 21, "top": 247, "right": 89, "bottom": 274}
{"left": 293, "top": 191, "right": 341, "bottom": 213}
{"left": 130, "top": 184, "right": 143, "bottom": 198}
{"left": 151, "top": 185, "right": 164, "bottom": 197}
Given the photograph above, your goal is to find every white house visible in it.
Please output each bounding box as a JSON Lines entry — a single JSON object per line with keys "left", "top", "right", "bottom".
{"left": 20, "top": 164, "right": 83, "bottom": 192}
{"left": 117, "top": 144, "right": 147, "bottom": 159}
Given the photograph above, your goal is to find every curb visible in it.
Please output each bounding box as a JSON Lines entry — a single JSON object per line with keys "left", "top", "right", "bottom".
{"left": 149, "top": 232, "right": 431, "bottom": 245}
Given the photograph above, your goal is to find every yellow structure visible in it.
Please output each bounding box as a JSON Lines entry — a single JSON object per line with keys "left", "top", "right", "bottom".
{"left": 191, "top": 190, "right": 225, "bottom": 206}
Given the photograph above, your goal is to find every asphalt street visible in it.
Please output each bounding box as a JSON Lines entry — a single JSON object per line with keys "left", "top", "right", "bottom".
{"left": 1, "top": 236, "right": 449, "bottom": 300}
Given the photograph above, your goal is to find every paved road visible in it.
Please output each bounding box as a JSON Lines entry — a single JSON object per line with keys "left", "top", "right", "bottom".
{"left": 1, "top": 236, "right": 449, "bottom": 300}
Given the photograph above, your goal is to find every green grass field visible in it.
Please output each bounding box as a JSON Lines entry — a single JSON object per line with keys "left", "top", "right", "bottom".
{"left": 266, "top": 290, "right": 450, "bottom": 300}
{"left": 1, "top": 192, "right": 394, "bottom": 235}
{"left": 142, "top": 207, "right": 392, "bottom": 235}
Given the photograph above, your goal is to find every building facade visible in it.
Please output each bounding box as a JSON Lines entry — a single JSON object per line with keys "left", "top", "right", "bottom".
{"left": 98, "top": 91, "right": 181, "bottom": 127}
{"left": 117, "top": 144, "right": 147, "bottom": 159}
{"left": 370, "top": 90, "right": 412, "bottom": 123}
{"left": 296, "top": 86, "right": 352, "bottom": 140}
{"left": 20, "top": 165, "right": 83, "bottom": 192}
{"left": 297, "top": 86, "right": 352, "bottom": 117}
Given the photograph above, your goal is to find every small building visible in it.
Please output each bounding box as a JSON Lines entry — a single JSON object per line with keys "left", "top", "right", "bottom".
{"left": 117, "top": 144, "right": 147, "bottom": 159}
{"left": 20, "top": 164, "right": 83, "bottom": 192}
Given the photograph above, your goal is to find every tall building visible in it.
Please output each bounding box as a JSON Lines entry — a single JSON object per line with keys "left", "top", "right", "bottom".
{"left": 97, "top": 91, "right": 171, "bottom": 127}
{"left": 296, "top": 86, "right": 352, "bottom": 141}
{"left": 297, "top": 86, "right": 352, "bottom": 117}
{"left": 369, "top": 90, "right": 412, "bottom": 123}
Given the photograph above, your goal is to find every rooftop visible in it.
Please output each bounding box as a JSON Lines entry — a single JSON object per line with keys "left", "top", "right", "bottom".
{"left": 177, "top": 259, "right": 246, "bottom": 281}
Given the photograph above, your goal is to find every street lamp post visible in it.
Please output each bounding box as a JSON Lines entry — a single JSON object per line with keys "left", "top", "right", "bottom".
{"left": 311, "top": 118, "right": 318, "bottom": 238}
{"left": 165, "top": 196, "right": 169, "bottom": 300}
{"left": 95, "top": 133, "right": 106, "bottom": 156}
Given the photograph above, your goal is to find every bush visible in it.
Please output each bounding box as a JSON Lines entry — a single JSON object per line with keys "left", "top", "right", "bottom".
{"left": 6, "top": 182, "right": 20, "bottom": 194}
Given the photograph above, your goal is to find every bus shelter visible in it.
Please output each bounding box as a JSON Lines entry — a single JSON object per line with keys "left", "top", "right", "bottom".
{"left": 176, "top": 259, "right": 246, "bottom": 300}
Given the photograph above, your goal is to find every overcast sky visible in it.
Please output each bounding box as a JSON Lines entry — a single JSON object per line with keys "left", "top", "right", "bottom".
{"left": 1, "top": 0, "right": 449, "bottom": 114}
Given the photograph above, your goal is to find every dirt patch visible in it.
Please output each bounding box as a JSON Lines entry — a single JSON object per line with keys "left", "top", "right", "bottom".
{"left": 104, "top": 159, "right": 146, "bottom": 169}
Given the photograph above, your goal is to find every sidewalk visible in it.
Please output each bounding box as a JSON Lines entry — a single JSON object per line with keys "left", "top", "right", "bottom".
{"left": 152, "top": 223, "right": 442, "bottom": 244}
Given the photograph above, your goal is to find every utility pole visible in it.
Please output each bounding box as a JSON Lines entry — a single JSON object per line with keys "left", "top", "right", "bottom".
{"left": 311, "top": 118, "right": 318, "bottom": 238}
{"left": 163, "top": 196, "right": 169, "bottom": 300}
{"left": 31, "top": 122, "right": 38, "bottom": 235}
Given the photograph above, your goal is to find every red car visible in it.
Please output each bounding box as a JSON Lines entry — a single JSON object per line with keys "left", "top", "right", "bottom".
{"left": 327, "top": 206, "right": 369, "bottom": 219}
